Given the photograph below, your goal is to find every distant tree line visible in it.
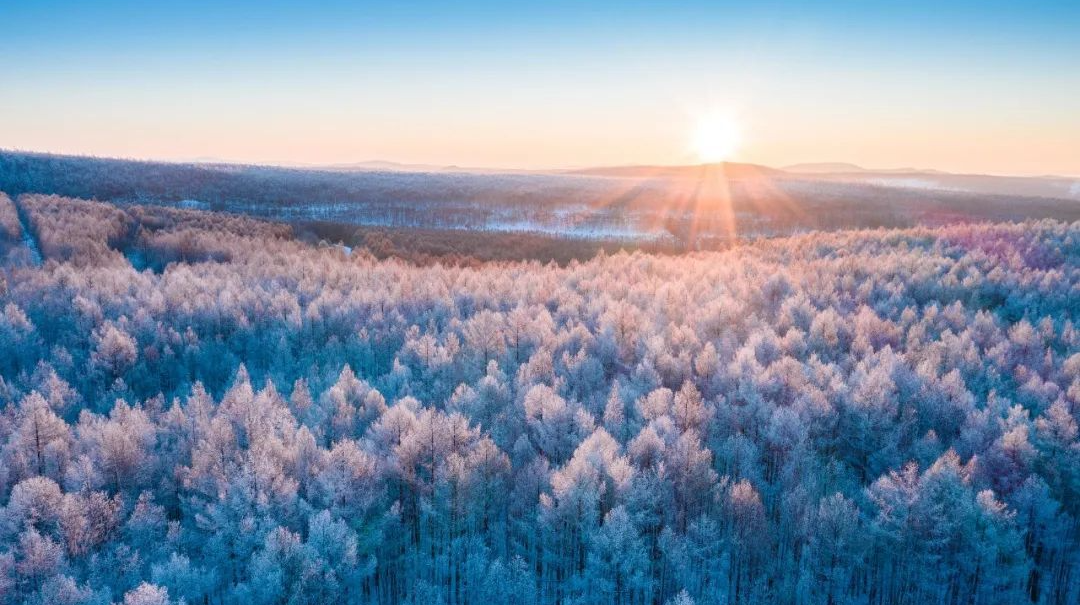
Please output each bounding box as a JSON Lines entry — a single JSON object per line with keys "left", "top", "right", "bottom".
{"left": 3, "top": 151, "right": 1080, "bottom": 251}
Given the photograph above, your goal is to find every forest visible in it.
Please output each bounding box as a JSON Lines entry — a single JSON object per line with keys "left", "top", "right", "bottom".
{"left": 0, "top": 192, "right": 1078, "bottom": 605}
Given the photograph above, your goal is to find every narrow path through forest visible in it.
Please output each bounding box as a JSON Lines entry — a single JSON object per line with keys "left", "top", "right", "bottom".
{"left": 13, "top": 195, "right": 44, "bottom": 266}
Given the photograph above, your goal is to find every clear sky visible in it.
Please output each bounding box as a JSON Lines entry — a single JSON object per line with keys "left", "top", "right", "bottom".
{"left": 2, "top": 1, "right": 1078, "bottom": 175}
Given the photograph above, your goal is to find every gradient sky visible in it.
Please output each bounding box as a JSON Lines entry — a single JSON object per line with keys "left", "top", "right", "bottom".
{"left": 2, "top": 1, "right": 1078, "bottom": 175}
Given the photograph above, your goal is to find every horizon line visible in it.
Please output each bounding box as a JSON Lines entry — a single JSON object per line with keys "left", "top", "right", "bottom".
{"left": 1, "top": 147, "right": 1076, "bottom": 181}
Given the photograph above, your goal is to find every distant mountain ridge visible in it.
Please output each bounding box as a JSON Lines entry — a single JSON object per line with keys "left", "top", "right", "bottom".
{"left": 782, "top": 162, "right": 948, "bottom": 175}
{"left": 319, "top": 160, "right": 537, "bottom": 174}
{"left": 562, "top": 162, "right": 783, "bottom": 179}
{"left": 1, "top": 149, "right": 1075, "bottom": 202}
{"left": 782, "top": 162, "right": 868, "bottom": 174}
{"left": 10, "top": 149, "right": 1070, "bottom": 181}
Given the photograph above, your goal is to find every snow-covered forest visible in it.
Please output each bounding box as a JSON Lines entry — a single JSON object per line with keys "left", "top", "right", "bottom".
{"left": 4, "top": 151, "right": 1080, "bottom": 255}
{"left": 0, "top": 193, "right": 1078, "bottom": 605}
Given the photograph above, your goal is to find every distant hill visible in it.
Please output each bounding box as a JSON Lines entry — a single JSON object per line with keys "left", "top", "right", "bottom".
{"left": 318, "top": 160, "right": 532, "bottom": 174}
{"left": 2, "top": 150, "right": 1077, "bottom": 256}
{"left": 783, "top": 162, "right": 950, "bottom": 175}
{"left": 564, "top": 162, "right": 783, "bottom": 179}
{"left": 783, "top": 162, "right": 868, "bottom": 174}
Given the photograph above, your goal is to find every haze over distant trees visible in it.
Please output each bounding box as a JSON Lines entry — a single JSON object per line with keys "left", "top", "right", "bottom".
{"left": 0, "top": 193, "right": 1077, "bottom": 605}
{"left": 3, "top": 151, "right": 1080, "bottom": 262}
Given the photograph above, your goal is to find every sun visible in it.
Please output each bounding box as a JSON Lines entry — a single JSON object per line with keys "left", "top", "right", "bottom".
{"left": 692, "top": 114, "right": 742, "bottom": 164}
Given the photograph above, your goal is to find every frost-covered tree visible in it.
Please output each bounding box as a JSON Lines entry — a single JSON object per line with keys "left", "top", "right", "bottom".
{"left": 0, "top": 193, "right": 1077, "bottom": 604}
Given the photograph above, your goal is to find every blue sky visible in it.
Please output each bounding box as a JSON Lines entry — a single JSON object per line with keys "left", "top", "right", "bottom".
{"left": 2, "top": 1, "right": 1078, "bottom": 174}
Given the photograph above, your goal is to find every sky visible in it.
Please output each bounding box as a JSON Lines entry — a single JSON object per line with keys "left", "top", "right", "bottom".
{"left": 1, "top": 1, "right": 1078, "bottom": 175}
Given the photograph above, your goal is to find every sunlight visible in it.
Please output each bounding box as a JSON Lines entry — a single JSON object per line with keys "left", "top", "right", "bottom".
{"left": 692, "top": 114, "right": 741, "bottom": 163}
